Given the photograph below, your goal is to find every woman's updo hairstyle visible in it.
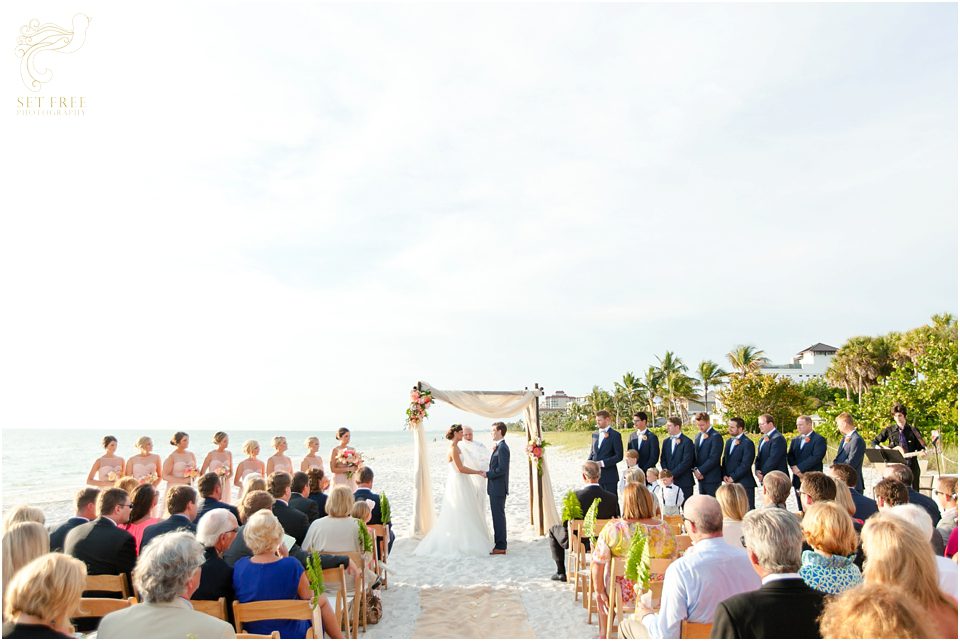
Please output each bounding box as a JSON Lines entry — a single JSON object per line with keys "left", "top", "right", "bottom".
{"left": 445, "top": 424, "right": 463, "bottom": 440}
{"left": 170, "top": 431, "right": 189, "bottom": 446}
{"left": 102, "top": 435, "right": 118, "bottom": 449}
{"left": 213, "top": 431, "right": 228, "bottom": 444}
{"left": 336, "top": 427, "right": 350, "bottom": 439}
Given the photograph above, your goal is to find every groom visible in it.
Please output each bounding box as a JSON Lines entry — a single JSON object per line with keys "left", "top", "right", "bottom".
{"left": 487, "top": 421, "right": 510, "bottom": 555}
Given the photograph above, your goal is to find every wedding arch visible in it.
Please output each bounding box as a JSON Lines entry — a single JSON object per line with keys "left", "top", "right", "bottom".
{"left": 407, "top": 381, "right": 561, "bottom": 537}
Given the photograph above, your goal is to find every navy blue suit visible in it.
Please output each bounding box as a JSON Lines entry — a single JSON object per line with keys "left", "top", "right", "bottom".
{"left": 850, "top": 488, "right": 878, "bottom": 522}
{"left": 50, "top": 516, "right": 89, "bottom": 553}
{"left": 627, "top": 430, "right": 660, "bottom": 473}
{"left": 833, "top": 431, "right": 866, "bottom": 493}
{"left": 355, "top": 487, "right": 395, "bottom": 553}
{"left": 660, "top": 434, "right": 695, "bottom": 502}
{"left": 755, "top": 430, "right": 789, "bottom": 477}
{"left": 787, "top": 431, "right": 827, "bottom": 491}
{"left": 722, "top": 436, "right": 757, "bottom": 509}
{"left": 194, "top": 497, "right": 240, "bottom": 525}
{"left": 694, "top": 429, "right": 724, "bottom": 497}
{"left": 487, "top": 440, "right": 510, "bottom": 550}
{"left": 589, "top": 428, "right": 624, "bottom": 494}
{"left": 140, "top": 513, "right": 196, "bottom": 552}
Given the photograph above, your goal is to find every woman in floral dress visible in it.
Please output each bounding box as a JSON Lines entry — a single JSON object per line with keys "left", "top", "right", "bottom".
{"left": 799, "top": 501, "right": 862, "bottom": 594}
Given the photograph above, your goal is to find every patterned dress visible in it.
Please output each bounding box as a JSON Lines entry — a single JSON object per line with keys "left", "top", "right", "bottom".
{"left": 592, "top": 519, "right": 678, "bottom": 609}
{"left": 799, "top": 550, "right": 862, "bottom": 594}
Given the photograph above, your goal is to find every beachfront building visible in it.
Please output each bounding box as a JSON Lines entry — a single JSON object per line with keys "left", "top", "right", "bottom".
{"left": 540, "top": 390, "right": 580, "bottom": 414}
{"left": 758, "top": 342, "right": 838, "bottom": 382}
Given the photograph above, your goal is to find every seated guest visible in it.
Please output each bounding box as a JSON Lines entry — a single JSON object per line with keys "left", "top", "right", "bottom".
{"left": 945, "top": 526, "right": 958, "bottom": 559}
{"left": 123, "top": 484, "right": 161, "bottom": 554}
{"left": 886, "top": 504, "right": 958, "bottom": 601}
{"left": 302, "top": 486, "right": 377, "bottom": 591}
{"left": 592, "top": 483, "right": 675, "bottom": 634}
{"left": 933, "top": 475, "right": 958, "bottom": 545}
{"left": 883, "top": 463, "right": 940, "bottom": 528}
{"left": 830, "top": 479, "right": 862, "bottom": 527}
{"left": 268, "top": 472, "right": 309, "bottom": 547}
{"left": 239, "top": 474, "right": 266, "bottom": 503}
{"left": 796, "top": 471, "right": 835, "bottom": 512}
{"left": 195, "top": 473, "right": 241, "bottom": 524}
{"left": 621, "top": 496, "right": 759, "bottom": 639}
{"left": 652, "top": 469, "right": 683, "bottom": 516}
{"left": 354, "top": 466, "right": 396, "bottom": 553}
{"left": 50, "top": 487, "right": 100, "bottom": 552}
{"left": 760, "top": 471, "right": 791, "bottom": 510}
{"left": 97, "top": 531, "right": 236, "bottom": 639}
{"left": 716, "top": 483, "right": 749, "bottom": 549}
{"left": 289, "top": 472, "right": 321, "bottom": 523}
{"left": 3, "top": 522, "right": 50, "bottom": 599}
{"left": 306, "top": 469, "right": 328, "bottom": 518}
{"left": 547, "top": 461, "right": 619, "bottom": 582}
{"left": 114, "top": 476, "right": 138, "bottom": 495}
{"left": 140, "top": 486, "right": 198, "bottom": 552}
{"left": 827, "top": 463, "right": 877, "bottom": 522}
{"left": 224, "top": 490, "right": 276, "bottom": 567}
{"left": 713, "top": 508, "right": 828, "bottom": 639}
{"left": 873, "top": 477, "right": 909, "bottom": 510}
{"left": 49, "top": 488, "right": 99, "bottom": 552}
{"left": 64, "top": 488, "right": 136, "bottom": 593}
{"left": 819, "top": 584, "right": 936, "bottom": 638}
{"left": 859, "top": 513, "right": 958, "bottom": 638}
{"left": 192, "top": 508, "right": 239, "bottom": 607}
{"left": 2, "top": 505, "right": 45, "bottom": 533}
{"left": 232, "top": 510, "right": 342, "bottom": 639}
{"left": 798, "top": 502, "right": 861, "bottom": 594}
{"left": 2, "top": 553, "right": 86, "bottom": 639}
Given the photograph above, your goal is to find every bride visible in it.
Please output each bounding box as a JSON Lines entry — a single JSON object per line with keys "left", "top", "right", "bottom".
{"left": 414, "top": 424, "right": 493, "bottom": 557}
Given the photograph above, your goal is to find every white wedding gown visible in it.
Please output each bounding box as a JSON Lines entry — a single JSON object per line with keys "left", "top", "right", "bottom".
{"left": 414, "top": 445, "right": 492, "bottom": 558}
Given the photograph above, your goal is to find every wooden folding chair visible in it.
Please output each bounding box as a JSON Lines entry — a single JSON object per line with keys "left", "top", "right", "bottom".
{"left": 321, "top": 550, "right": 367, "bottom": 638}
{"left": 236, "top": 633, "right": 280, "bottom": 639}
{"left": 232, "top": 600, "right": 318, "bottom": 639}
{"left": 663, "top": 514, "right": 684, "bottom": 536}
{"left": 190, "top": 597, "right": 228, "bottom": 620}
{"left": 84, "top": 573, "right": 130, "bottom": 598}
{"left": 603, "top": 557, "right": 627, "bottom": 639}
{"left": 322, "top": 565, "right": 349, "bottom": 636}
{"left": 675, "top": 534, "right": 693, "bottom": 554}
{"left": 681, "top": 620, "right": 713, "bottom": 638}
{"left": 368, "top": 523, "right": 390, "bottom": 589}
{"left": 567, "top": 520, "right": 586, "bottom": 602}
{"left": 646, "top": 557, "right": 673, "bottom": 606}
{"left": 78, "top": 597, "right": 137, "bottom": 618}
{"left": 583, "top": 519, "right": 612, "bottom": 623}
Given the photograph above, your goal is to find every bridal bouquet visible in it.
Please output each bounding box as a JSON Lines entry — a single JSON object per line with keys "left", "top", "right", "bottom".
{"left": 526, "top": 437, "right": 550, "bottom": 476}
{"left": 336, "top": 448, "right": 364, "bottom": 479}
{"left": 405, "top": 385, "right": 435, "bottom": 427}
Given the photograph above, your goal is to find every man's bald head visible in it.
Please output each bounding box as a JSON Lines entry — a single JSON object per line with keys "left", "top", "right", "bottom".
{"left": 684, "top": 495, "right": 723, "bottom": 538}
{"left": 462, "top": 426, "right": 474, "bottom": 441}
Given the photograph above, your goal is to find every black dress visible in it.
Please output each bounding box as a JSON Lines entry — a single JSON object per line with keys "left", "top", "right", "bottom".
{"left": 3, "top": 623, "right": 72, "bottom": 639}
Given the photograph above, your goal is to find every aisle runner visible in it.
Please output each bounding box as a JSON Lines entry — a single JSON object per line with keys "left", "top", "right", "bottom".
{"left": 413, "top": 586, "right": 536, "bottom": 638}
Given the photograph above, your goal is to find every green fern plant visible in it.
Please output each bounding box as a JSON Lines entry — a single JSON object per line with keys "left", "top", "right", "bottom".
{"left": 624, "top": 526, "right": 651, "bottom": 591}
{"left": 561, "top": 490, "right": 583, "bottom": 523}
{"left": 380, "top": 493, "right": 391, "bottom": 524}
{"left": 357, "top": 518, "right": 374, "bottom": 553}
{"left": 582, "top": 497, "right": 602, "bottom": 547}
{"left": 304, "top": 551, "right": 326, "bottom": 608}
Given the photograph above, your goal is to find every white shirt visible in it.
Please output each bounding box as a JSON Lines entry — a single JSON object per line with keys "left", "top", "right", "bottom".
{"left": 936, "top": 556, "right": 958, "bottom": 600}
{"left": 761, "top": 572, "right": 802, "bottom": 585}
{"left": 642, "top": 537, "right": 760, "bottom": 638}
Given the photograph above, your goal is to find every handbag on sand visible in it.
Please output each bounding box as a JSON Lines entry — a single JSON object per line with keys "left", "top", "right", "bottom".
{"left": 366, "top": 589, "right": 383, "bottom": 625}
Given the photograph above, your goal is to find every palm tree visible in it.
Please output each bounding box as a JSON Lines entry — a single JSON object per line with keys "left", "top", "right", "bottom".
{"left": 726, "top": 345, "right": 768, "bottom": 375}
{"left": 637, "top": 367, "right": 663, "bottom": 427}
{"left": 666, "top": 372, "right": 701, "bottom": 421}
{"left": 828, "top": 336, "right": 895, "bottom": 404}
{"left": 614, "top": 372, "right": 643, "bottom": 427}
{"left": 696, "top": 360, "right": 727, "bottom": 415}
{"left": 584, "top": 386, "right": 613, "bottom": 418}
{"left": 656, "top": 351, "right": 689, "bottom": 419}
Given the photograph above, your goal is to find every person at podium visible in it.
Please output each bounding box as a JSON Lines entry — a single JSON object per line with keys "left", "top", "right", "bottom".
{"left": 872, "top": 403, "right": 926, "bottom": 491}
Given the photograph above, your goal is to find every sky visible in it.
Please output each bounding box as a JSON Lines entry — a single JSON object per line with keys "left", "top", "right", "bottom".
{"left": 2, "top": 2, "right": 957, "bottom": 431}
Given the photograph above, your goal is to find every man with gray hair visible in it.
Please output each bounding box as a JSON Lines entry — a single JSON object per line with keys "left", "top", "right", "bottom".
{"left": 887, "top": 503, "right": 958, "bottom": 600}
{"left": 713, "top": 508, "right": 827, "bottom": 639}
{"left": 620, "top": 496, "right": 758, "bottom": 639}
{"left": 192, "top": 508, "right": 239, "bottom": 605}
{"left": 97, "top": 531, "right": 236, "bottom": 638}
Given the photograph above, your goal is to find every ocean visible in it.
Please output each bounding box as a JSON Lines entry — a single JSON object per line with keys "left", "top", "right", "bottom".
{"left": 1, "top": 428, "right": 446, "bottom": 527}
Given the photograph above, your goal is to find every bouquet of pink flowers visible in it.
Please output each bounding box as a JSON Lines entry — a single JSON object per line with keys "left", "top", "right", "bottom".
{"left": 335, "top": 448, "right": 364, "bottom": 479}
{"left": 183, "top": 465, "right": 200, "bottom": 481}
{"left": 215, "top": 465, "right": 231, "bottom": 479}
{"left": 526, "top": 437, "right": 550, "bottom": 476}
{"left": 405, "top": 385, "right": 435, "bottom": 427}
{"left": 138, "top": 472, "right": 159, "bottom": 486}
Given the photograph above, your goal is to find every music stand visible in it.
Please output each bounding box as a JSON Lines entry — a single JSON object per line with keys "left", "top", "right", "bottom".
{"left": 865, "top": 447, "right": 908, "bottom": 477}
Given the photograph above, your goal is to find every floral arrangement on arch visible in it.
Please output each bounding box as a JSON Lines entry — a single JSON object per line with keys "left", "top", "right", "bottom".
{"left": 526, "top": 437, "right": 550, "bottom": 476}
{"left": 335, "top": 448, "right": 364, "bottom": 479}
{"left": 405, "top": 384, "right": 435, "bottom": 427}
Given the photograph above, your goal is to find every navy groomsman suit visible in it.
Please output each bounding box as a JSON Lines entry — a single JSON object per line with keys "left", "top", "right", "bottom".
{"left": 833, "top": 430, "right": 867, "bottom": 493}
{"left": 693, "top": 428, "right": 724, "bottom": 497}
{"left": 787, "top": 430, "right": 827, "bottom": 496}
{"left": 627, "top": 429, "right": 660, "bottom": 473}
{"left": 721, "top": 435, "right": 757, "bottom": 510}
{"left": 755, "top": 428, "right": 789, "bottom": 479}
{"left": 589, "top": 427, "right": 624, "bottom": 495}
{"left": 660, "top": 433, "right": 695, "bottom": 502}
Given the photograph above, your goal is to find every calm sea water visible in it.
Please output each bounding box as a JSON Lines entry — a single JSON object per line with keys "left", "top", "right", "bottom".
{"left": 1, "top": 428, "right": 444, "bottom": 527}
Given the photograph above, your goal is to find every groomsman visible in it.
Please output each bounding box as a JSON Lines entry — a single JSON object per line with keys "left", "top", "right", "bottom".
{"left": 627, "top": 412, "right": 660, "bottom": 473}
{"left": 754, "top": 414, "right": 788, "bottom": 485}
{"left": 722, "top": 417, "right": 757, "bottom": 510}
{"left": 787, "top": 415, "right": 827, "bottom": 505}
{"left": 833, "top": 412, "right": 866, "bottom": 493}
{"left": 692, "top": 412, "right": 723, "bottom": 497}
{"left": 660, "top": 416, "right": 695, "bottom": 503}
{"left": 588, "top": 410, "right": 624, "bottom": 495}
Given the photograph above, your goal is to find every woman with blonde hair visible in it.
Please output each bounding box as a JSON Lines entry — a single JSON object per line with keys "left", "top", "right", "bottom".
{"left": 200, "top": 431, "right": 234, "bottom": 504}
{"left": 831, "top": 478, "right": 861, "bottom": 524}
{"left": 2, "top": 553, "right": 86, "bottom": 639}
{"left": 799, "top": 501, "right": 861, "bottom": 594}
{"left": 266, "top": 436, "right": 293, "bottom": 475}
{"left": 860, "top": 514, "right": 958, "bottom": 637}
{"left": 2, "top": 522, "right": 50, "bottom": 612}
{"left": 301, "top": 436, "right": 324, "bottom": 473}
{"left": 302, "top": 486, "right": 378, "bottom": 590}
{"left": 819, "top": 583, "right": 935, "bottom": 638}
{"left": 2, "top": 506, "right": 45, "bottom": 534}
{"left": 716, "top": 483, "right": 749, "bottom": 549}
{"left": 124, "top": 436, "right": 162, "bottom": 488}
{"left": 239, "top": 474, "right": 266, "bottom": 503}
{"left": 233, "top": 440, "right": 266, "bottom": 492}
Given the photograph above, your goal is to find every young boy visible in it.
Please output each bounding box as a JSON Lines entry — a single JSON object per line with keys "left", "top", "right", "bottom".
{"left": 618, "top": 449, "right": 640, "bottom": 494}
{"left": 645, "top": 467, "right": 659, "bottom": 492}
{"left": 653, "top": 468, "right": 684, "bottom": 516}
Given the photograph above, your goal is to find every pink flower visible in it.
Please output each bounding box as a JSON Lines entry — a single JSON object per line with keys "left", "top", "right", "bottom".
{"left": 411, "top": 390, "right": 420, "bottom": 401}
{"left": 533, "top": 447, "right": 542, "bottom": 457}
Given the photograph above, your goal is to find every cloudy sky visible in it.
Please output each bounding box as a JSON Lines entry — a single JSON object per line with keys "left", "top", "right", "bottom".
{"left": 3, "top": 2, "right": 956, "bottom": 431}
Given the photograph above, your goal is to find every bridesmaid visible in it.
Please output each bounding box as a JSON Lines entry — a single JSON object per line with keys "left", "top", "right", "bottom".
{"left": 233, "top": 440, "right": 266, "bottom": 492}
{"left": 266, "top": 436, "right": 293, "bottom": 475}
{"left": 329, "top": 428, "right": 358, "bottom": 490}
{"left": 200, "top": 431, "right": 234, "bottom": 503}
{"left": 162, "top": 431, "right": 197, "bottom": 493}
{"left": 86, "top": 436, "right": 125, "bottom": 488}
{"left": 125, "top": 436, "right": 162, "bottom": 489}
{"left": 301, "top": 436, "right": 324, "bottom": 473}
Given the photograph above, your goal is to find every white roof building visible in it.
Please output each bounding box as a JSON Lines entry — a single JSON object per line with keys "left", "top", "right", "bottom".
{"left": 759, "top": 343, "right": 838, "bottom": 381}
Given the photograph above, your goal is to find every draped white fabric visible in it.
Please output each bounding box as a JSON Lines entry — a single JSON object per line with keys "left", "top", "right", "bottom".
{"left": 524, "top": 402, "right": 561, "bottom": 531}
{"left": 409, "top": 420, "right": 435, "bottom": 537}
{"left": 421, "top": 383, "right": 540, "bottom": 418}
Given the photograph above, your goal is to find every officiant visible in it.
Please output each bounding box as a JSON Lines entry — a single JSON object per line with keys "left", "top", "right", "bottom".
{"left": 872, "top": 403, "right": 926, "bottom": 491}
{"left": 460, "top": 426, "right": 490, "bottom": 505}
